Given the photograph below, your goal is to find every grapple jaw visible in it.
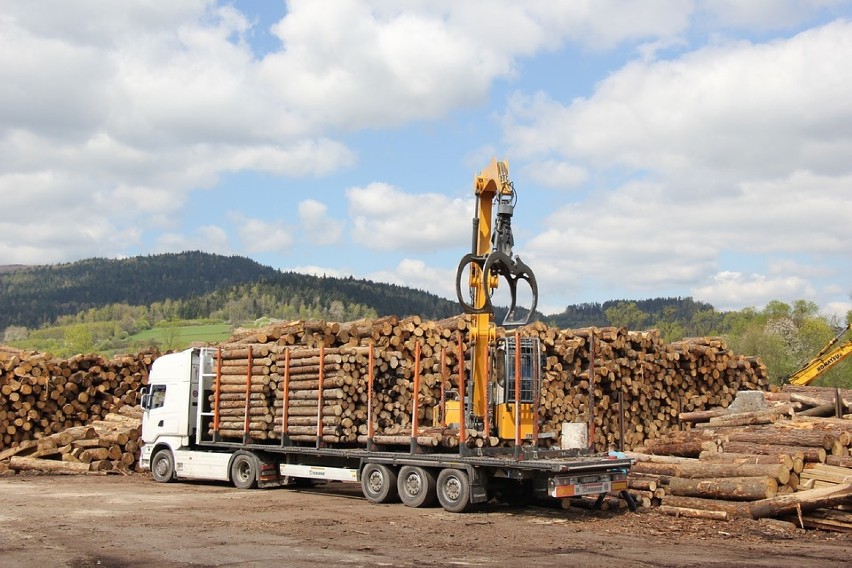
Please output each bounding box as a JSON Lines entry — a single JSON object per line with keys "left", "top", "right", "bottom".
{"left": 455, "top": 251, "right": 538, "bottom": 328}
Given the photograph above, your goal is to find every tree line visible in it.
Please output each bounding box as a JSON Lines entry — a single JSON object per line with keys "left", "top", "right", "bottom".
{"left": 1, "top": 252, "right": 848, "bottom": 387}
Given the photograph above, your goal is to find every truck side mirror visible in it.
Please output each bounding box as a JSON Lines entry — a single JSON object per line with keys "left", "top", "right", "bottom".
{"left": 140, "top": 387, "right": 150, "bottom": 410}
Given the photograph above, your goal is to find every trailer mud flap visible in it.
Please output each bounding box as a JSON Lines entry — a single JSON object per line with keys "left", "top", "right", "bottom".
{"left": 470, "top": 467, "right": 489, "bottom": 503}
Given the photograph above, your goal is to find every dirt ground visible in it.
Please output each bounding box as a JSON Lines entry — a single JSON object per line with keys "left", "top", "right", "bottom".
{"left": 0, "top": 474, "right": 848, "bottom": 568}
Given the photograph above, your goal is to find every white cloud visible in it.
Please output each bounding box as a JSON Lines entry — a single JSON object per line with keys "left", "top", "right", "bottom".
{"left": 521, "top": 159, "right": 589, "bottom": 189}
{"left": 505, "top": 20, "right": 852, "bottom": 183}
{"left": 298, "top": 199, "right": 343, "bottom": 246}
{"left": 231, "top": 215, "right": 294, "bottom": 254}
{"left": 367, "top": 259, "right": 458, "bottom": 301}
{"left": 692, "top": 271, "right": 816, "bottom": 311}
{"left": 347, "top": 183, "right": 471, "bottom": 252}
{"left": 290, "top": 265, "right": 347, "bottom": 278}
{"left": 155, "top": 225, "right": 232, "bottom": 256}
{"left": 502, "top": 19, "right": 852, "bottom": 315}
{"left": 697, "top": 0, "right": 846, "bottom": 31}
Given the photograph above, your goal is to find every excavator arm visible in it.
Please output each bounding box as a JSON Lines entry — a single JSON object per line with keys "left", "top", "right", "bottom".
{"left": 454, "top": 158, "right": 538, "bottom": 326}
{"left": 788, "top": 324, "right": 852, "bottom": 386}
{"left": 453, "top": 158, "right": 540, "bottom": 437}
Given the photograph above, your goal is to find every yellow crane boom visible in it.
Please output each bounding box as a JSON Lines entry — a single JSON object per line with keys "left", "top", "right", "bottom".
{"left": 788, "top": 324, "right": 852, "bottom": 386}
{"left": 453, "top": 158, "right": 539, "bottom": 440}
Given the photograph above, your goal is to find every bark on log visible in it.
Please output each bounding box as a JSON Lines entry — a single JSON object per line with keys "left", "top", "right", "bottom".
{"left": 667, "top": 476, "right": 778, "bottom": 501}
{"left": 658, "top": 505, "right": 729, "bottom": 521}
{"left": 10, "top": 455, "right": 90, "bottom": 473}
{"left": 749, "top": 483, "right": 852, "bottom": 519}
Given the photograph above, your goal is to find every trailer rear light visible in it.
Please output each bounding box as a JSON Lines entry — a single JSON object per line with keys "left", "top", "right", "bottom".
{"left": 549, "top": 472, "right": 627, "bottom": 498}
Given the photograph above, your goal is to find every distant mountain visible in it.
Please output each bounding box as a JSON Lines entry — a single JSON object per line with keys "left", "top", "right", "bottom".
{"left": 546, "top": 297, "right": 717, "bottom": 329}
{"left": 0, "top": 251, "right": 716, "bottom": 333}
{"left": 0, "top": 264, "right": 28, "bottom": 274}
{"left": 0, "top": 252, "right": 280, "bottom": 329}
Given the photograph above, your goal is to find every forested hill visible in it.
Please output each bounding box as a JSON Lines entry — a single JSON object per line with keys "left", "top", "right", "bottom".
{"left": 0, "top": 250, "right": 716, "bottom": 332}
{"left": 0, "top": 252, "right": 461, "bottom": 329}
{"left": 548, "top": 297, "right": 717, "bottom": 329}
{"left": 0, "top": 252, "right": 280, "bottom": 328}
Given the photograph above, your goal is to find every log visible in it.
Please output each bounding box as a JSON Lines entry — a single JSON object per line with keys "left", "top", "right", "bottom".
{"left": 674, "top": 461, "right": 790, "bottom": 485}
{"left": 749, "top": 483, "right": 852, "bottom": 519}
{"left": 826, "top": 455, "right": 852, "bottom": 468}
{"left": 698, "top": 451, "right": 797, "bottom": 472}
{"left": 10, "top": 456, "right": 91, "bottom": 473}
{"left": 661, "top": 494, "right": 751, "bottom": 519}
{"left": 658, "top": 505, "right": 729, "bottom": 521}
{"left": 722, "top": 441, "right": 826, "bottom": 463}
{"left": 667, "top": 476, "right": 778, "bottom": 501}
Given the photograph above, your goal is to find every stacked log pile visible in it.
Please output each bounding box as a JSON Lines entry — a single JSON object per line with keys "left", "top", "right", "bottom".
{"left": 624, "top": 386, "right": 852, "bottom": 531}
{"left": 518, "top": 325, "right": 768, "bottom": 450}
{"left": 211, "top": 319, "right": 769, "bottom": 452}
{"left": 1, "top": 316, "right": 772, "bottom": 471}
{"left": 210, "top": 317, "right": 466, "bottom": 448}
{"left": 0, "top": 405, "right": 143, "bottom": 475}
{"left": 0, "top": 346, "right": 155, "bottom": 452}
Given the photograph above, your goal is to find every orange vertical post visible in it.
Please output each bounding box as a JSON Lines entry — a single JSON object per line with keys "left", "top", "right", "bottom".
{"left": 368, "top": 344, "right": 375, "bottom": 441}
{"left": 411, "top": 342, "right": 421, "bottom": 440}
{"left": 213, "top": 347, "right": 222, "bottom": 434}
{"left": 483, "top": 341, "right": 491, "bottom": 438}
{"left": 316, "top": 345, "right": 324, "bottom": 445}
{"left": 457, "top": 333, "right": 466, "bottom": 445}
{"left": 243, "top": 349, "right": 253, "bottom": 437}
{"left": 439, "top": 347, "right": 447, "bottom": 428}
{"left": 281, "top": 348, "right": 290, "bottom": 441}
{"left": 514, "top": 330, "right": 521, "bottom": 450}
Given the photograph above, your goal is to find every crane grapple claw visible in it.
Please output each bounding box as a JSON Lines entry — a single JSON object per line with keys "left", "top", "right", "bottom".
{"left": 455, "top": 251, "right": 538, "bottom": 327}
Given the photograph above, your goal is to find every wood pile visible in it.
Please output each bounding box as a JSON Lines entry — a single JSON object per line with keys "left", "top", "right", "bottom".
{"left": 522, "top": 325, "right": 769, "bottom": 450}
{"left": 0, "top": 347, "right": 155, "bottom": 452}
{"left": 212, "top": 318, "right": 769, "bottom": 452}
{"left": 622, "top": 386, "right": 852, "bottom": 531}
{"left": 0, "top": 405, "right": 143, "bottom": 475}
{"left": 0, "top": 316, "right": 772, "bottom": 471}
{"left": 210, "top": 317, "right": 466, "bottom": 448}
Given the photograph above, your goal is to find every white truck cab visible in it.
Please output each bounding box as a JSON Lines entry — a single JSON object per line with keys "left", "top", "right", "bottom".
{"left": 139, "top": 348, "right": 232, "bottom": 482}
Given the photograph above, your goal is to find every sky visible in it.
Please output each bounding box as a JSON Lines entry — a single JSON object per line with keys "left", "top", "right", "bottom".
{"left": 1, "top": 0, "right": 851, "bottom": 321}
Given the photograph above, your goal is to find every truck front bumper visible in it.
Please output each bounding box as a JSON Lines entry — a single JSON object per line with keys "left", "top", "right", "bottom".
{"left": 139, "top": 444, "right": 153, "bottom": 471}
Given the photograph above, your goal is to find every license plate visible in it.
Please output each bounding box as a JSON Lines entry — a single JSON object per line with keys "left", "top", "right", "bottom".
{"left": 553, "top": 480, "right": 611, "bottom": 498}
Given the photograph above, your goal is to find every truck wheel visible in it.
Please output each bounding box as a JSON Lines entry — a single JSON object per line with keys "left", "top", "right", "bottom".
{"left": 230, "top": 453, "right": 258, "bottom": 489}
{"left": 150, "top": 449, "right": 175, "bottom": 483}
{"left": 397, "top": 466, "right": 437, "bottom": 508}
{"left": 437, "top": 468, "right": 472, "bottom": 513}
{"left": 361, "top": 463, "right": 399, "bottom": 504}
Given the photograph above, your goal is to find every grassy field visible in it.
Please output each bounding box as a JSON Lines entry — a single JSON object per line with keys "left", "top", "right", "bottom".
{"left": 128, "top": 323, "right": 233, "bottom": 350}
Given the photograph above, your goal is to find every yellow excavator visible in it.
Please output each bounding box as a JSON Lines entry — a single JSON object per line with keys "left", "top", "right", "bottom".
{"left": 451, "top": 158, "right": 540, "bottom": 445}
{"left": 788, "top": 323, "right": 852, "bottom": 385}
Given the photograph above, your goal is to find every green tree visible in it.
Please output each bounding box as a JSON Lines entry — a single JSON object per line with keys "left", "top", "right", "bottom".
{"left": 605, "top": 302, "right": 649, "bottom": 330}
{"left": 63, "top": 324, "right": 93, "bottom": 355}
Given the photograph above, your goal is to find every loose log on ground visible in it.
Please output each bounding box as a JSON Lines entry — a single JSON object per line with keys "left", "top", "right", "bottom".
{"left": 661, "top": 494, "right": 752, "bottom": 519}
{"left": 10, "top": 455, "right": 91, "bottom": 473}
{"left": 749, "top": 483, "right": 852, "bottom": 519}
{"left": 667, "top": 476, "right": 778, "bottom": 501}
{"left": 658, "top": 505, "right": 729, "bottom": 521}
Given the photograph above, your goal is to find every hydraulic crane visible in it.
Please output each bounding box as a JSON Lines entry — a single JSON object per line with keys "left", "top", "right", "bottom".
{"left": 788, "top": 323, "right": 852, "bottom": 386}
{"left": 453, "top": 158, "right": 540, "bottom": 442}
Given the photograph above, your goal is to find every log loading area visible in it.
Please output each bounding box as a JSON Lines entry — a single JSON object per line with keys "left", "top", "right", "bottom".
{"left": 1, "top": 316, "right": 851, "bottom": 564}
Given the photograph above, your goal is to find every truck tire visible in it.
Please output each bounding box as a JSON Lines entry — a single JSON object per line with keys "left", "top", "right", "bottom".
{"left": 436, "top": 468, "right": 472, "bottom": 513}
{"left": 230, "top": 453, "right": 258, "bottom": 489}
{"left": 361, "top": 463, "right": 398, "bottom": 504}
{"left": 397, "top": 466, "right": 437, "bottom": 508}
{"left": 150, "top": 449, "right": 176, "bottom": 483}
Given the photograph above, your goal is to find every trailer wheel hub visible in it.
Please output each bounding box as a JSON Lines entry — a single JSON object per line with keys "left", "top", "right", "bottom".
{"left": 367, "top": 470, "right": 384, "bottom": 493}
{"left": 443, "top": 476, "right": 462, "bottom": 501}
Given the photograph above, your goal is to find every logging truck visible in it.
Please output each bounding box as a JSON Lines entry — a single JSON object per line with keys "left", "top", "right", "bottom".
{"left": 139, "top": 158, "right": 632, "bottom": 512}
